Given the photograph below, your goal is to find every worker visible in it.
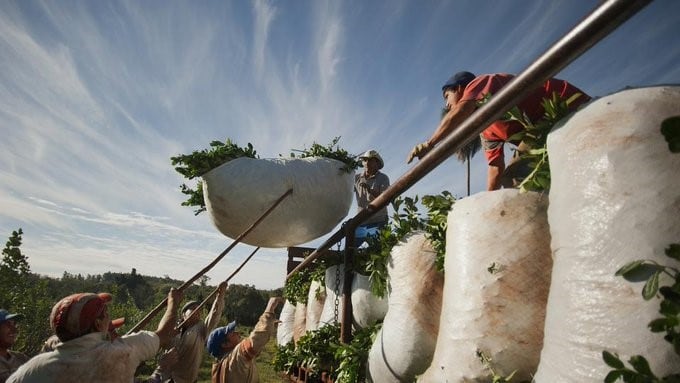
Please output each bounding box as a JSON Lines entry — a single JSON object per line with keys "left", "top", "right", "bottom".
{"left": 7, "top": 288, "right": 181, "bottom": 383}
{"left": 0, "top": 310, "right": 29, "bottom": 382}
{"left": 407, "top": 71, "right": 591, "bottom": 190}
{"left": 206, "top": 297, "right": 283, "bottom": 383}
{"left": 150, "top": 281, "right": 228, "bottom": 383}
{"left": 354, "top": 149, "right": 390, "bottom": 246}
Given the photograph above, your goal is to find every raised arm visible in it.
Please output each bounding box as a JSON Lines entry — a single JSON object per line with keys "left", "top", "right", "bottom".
{"left": 205, "top": 281, "right": 228, "bottom": 331}
{"left": 155, "top": 288, "right": 182, "bottom": 348}
{"left": 407, "top": 99, "right": 477, "bottom": 164}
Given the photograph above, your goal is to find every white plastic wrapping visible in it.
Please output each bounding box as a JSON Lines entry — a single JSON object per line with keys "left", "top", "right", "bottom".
{"left": 420, "top": 190, "right": 551, "bottom": 382}
{"left": 368, "top": 232, "right": 444, "bottom": 383}
{"left": 351, "top": 273, "right": 388, "bottom": 329}
{"left": 203, "top": 157, "right": 354, "bottom": 247}
{"left": 305, "top": 279, "right": 326, "bottom": 332}
{"left": 534, "top": 86, "right": 680, "bottom": 382}
{"left": 277, "top": 300, "right": 296, "bottom": 346}
{"left": 293, "top": 302, "right": 307, "bottom": 343}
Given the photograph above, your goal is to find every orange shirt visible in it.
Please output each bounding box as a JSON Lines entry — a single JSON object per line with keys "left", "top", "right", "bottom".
{"left": 460, "top": 73, "right": 591, "bottom": 163}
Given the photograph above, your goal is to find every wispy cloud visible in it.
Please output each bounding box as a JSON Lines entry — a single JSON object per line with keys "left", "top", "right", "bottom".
{"left": 252, "top": 0, "right": 277, "bottom": 78}
{"left": 1, "top": 0, "right": 678, "bottom": 290}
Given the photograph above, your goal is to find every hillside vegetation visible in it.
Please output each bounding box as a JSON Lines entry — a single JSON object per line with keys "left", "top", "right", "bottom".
{"left": 0, "top": 228, "right": 285, "bottom": 381}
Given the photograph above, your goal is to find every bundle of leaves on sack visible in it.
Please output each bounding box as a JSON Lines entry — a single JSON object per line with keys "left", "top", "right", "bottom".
{"left": 171, "top": 137, "right": 362, "bottom": 247}
{"left": 171, "top": 137, "right": 360, "bottom": 215}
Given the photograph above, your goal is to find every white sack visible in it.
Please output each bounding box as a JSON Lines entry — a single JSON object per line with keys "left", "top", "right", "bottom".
{"left": 534, "top": 86, "right": 680, "bottom": 382}
{"left": 319, "top": 265, "right": 345, "bottom": 327}
{"left": 203, "top": 157, "right": 354, "bottom": 247}
{"left": 420, "top": 190, "right": 551, "bottom": 383}
{"left": 293, "top": 302, "right": 307, "bottom": 343}
{"left": 351, "top": 273, "right": 388, "bottom": 329}
{"left": 277, "top": 300, "right": 296, "bottom": 346}
{"left": 368, "top": 232, "right": 444, "bottom": 383}
{"left": 305, "top": 279, "right": 326, "bottom": 332}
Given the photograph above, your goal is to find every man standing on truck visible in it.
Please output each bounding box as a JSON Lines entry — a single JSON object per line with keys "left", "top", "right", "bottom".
{"left": 407, "top": 71, "right": 590, "bottom": 190}
{"left": 354, "top": 149, "right": 390, "bottom": 246}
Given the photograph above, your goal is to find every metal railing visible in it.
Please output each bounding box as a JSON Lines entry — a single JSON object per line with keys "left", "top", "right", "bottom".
{"left": 285, "top": 0, "right": 653, "bottom": 343}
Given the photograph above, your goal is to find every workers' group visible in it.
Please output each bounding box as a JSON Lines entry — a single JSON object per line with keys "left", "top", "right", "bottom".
{"left": 1, "top": 284, "right": 284, "bottom": 383}
{"left": 1, "top": 70, "right": 590, "bottom": 383}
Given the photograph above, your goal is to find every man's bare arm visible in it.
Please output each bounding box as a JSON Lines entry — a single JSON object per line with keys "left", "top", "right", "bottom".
{"left": 155, "top": 288, "right": 182, "bottom": 347}
{"left": 427, "top": 100, "right": 477, "bottom": 147}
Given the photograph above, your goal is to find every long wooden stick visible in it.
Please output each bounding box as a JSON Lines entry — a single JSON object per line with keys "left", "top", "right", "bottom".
{"left": 126, "top": 188, "right": 293, "bottom": 334}
{"left": 174, "top": 246, "right": 260, "bottom": 331}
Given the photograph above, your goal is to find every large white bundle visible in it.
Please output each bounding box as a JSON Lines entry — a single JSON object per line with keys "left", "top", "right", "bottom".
{"left": 203, "top": 157, "right": 354, "bottom": 247}
{"left": 534, "top": 86, "right": 680, "bottom": 382}
{"left": 420, "top": 190, "right": 551, "bottom": 382}
{"left": 293, "top": 302, "right": 307, "bottom": 343}
{"left": 351, "top": 273, "right": 388, "bottom": 329}
{"left": 318, "top": 264, "right": 345, "bottom": 327}
{"left": 305, "top": 279, "right": 326, "bottom": 332}
{"left": 368, "top": 233, "right": 444, "bottom": 383}
{"left": 277, "top": 300, "right": 296, "bottom": 346}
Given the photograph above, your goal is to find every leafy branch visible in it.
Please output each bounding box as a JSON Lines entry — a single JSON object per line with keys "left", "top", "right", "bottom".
{"left": 287, "top": 136, "right": 362, "bottom": 173}
{"left": 283, "top": 257, "right": 330, "bottom": 305}
{"left": 603, "top": 244, "right": 680, "bottom": 382}
{"left": 476, "top": 349, "right": 519, "bottom": 383}
{"left": 170, "top": 139, "right": 258, "bottom": 215}
{"left": 356, "top": 191, "right": 455, "bottom": 297}
{"left": 504, "top": 92, "right": 585, "bottom": 192}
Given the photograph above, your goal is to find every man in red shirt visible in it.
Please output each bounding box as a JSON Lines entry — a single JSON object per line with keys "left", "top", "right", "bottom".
{"left": 407, "top": 71, "right": 590, "bottom": 190}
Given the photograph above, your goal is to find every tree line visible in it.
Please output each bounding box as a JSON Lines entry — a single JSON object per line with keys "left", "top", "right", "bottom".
{"left": 0, "top": 228, "right": 282, "bottom": 357}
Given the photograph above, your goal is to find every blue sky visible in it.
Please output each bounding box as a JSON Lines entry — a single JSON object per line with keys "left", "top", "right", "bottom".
{"left": 1, "top": 0, "right": 678, "bottom": 290}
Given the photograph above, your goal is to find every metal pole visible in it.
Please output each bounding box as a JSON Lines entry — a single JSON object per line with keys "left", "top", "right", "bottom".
{"left": 286, "top": 0, "right": 651, "bottom": 278}
{"left": 127, "top": 189, "right": 293, "bottom": 334}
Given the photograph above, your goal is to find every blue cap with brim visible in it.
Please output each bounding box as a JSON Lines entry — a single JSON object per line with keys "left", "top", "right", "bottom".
{"left": 0, "top": 309, "right": 23, "bottom": 323}
{"left": 206, "top": 321, "right": 237, "bottom": 359}
{"left": 442, "top": 71, "right": 476, "bottom": 91}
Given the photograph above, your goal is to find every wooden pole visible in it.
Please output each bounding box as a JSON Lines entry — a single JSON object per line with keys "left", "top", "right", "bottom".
{"left": 174, "top": 246, "right": 261, "bottom": 331}
{"left": 126, "top": 188, "right": 293, "bottom": 334}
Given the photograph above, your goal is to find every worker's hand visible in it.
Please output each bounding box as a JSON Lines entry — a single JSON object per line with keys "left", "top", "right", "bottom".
{"left": 265, "top": 297, "right": 284, "bottom": 314}
{"left": 407, "top": 142, "right": 432, "bottom": 164}
{"left": 167, "top": 288, "right": 183, "bottom": 310}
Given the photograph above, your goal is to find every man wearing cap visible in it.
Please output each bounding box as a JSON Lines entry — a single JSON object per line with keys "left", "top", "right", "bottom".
{"left": 7, "top": 288, "right": 182, "bottom": 383}
{"left": 150, "top": 281, "right": 228, "bottom": 383}
{"left": 0, "top": 310, "right": 28, "bottom": 382}
{"left": 206, "top": 296, "right": 283, "bottom": 383}
{"left": 407, "top": 72, "right": 590, "bottom": 191}
{"left": 354, "top": 150, "right": 391, "bottom": 246}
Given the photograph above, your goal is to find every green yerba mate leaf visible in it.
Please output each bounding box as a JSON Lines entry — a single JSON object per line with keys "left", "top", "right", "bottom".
{"left": 659, "top": 286, "right": 680, "bottom": 306}
{"left": 604, "top": 370, "right": 622, "bottom": 383}
{"left": 665, "top": 243, "right": 680, "bottom": 261}
{"left": 641, "top": 271, "right": 660, "bottom": 300}
{"left": 602, "top": 350, "right": 625, "bottom": 369}
{"left": 661, "top": 116, "right": 680, "bottom": 153}
{"left": 628, "top": 355, "right": 653, "bottom": 376}
{"left": 648, "top": 318, "right": 668, "bottom": 333}
{"left": 616, "top": 261, "right": 664, "bottom": 282}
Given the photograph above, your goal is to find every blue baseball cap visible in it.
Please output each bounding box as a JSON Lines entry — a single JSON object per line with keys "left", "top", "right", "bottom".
{"left": 442, "top": 71, "right": 476, "bottom": 91}
{"left": 0, "top": 309, "right": 23, "bottom": 323}
{"left": 206, "top": 321, "right": 237, "bottom": 359}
